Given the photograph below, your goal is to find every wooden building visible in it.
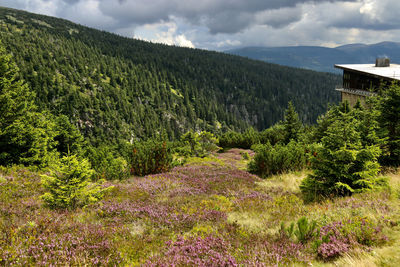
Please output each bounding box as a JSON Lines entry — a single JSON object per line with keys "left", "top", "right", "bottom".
{"left": 335, "top": 58, "right": 400, "bottom": 106}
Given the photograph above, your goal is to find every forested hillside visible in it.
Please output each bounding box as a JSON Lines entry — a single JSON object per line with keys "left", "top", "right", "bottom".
{"left": 0, "top": 7, "right": 340, "bottom": 144}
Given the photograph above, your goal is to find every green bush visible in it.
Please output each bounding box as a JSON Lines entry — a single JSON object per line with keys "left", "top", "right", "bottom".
{"left": 130, "top": 139, "right": 172, "bottom": 176}
{"left": 41, "top": 154, "right": 111, "bottom": 210}
{"left": 218, "top": 128, "right": 260, "bottom": 149}
{"left": 259, "top": 123, "right": 286, "bottom": 146}
{"left": 295, "top": 217, "right": 317, "bottom": 244}
{"left": 53, "top": 114, "right": 85, "bottom": 156}
{"left": 180, "top": 131, "right": 199, "bottom": 155}
{"left": 178, "top": 130, "right": 218, "bottom": 157}
{"left": 86, "top": 145, "right": 129, "bottom": 180}
{"left": 248, "top": 141, "right": 307, "bottom": 178}
{"left": 198, "top": 131, "right": 219, "bottom": 156}
{"left": 218, "top": 122, "right": 292, "bottom": 149}
{"left": 218, "top": 131, "right": 243, "bottom": 148}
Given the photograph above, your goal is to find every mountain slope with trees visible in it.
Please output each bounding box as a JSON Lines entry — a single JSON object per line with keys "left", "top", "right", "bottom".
{"left": 0, "top": 6, "right": 339, "bottom": 144}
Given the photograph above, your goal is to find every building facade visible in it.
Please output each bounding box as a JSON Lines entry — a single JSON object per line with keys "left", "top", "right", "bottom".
{"left": 335, "top": 58, "right": 400, "bottom": 106}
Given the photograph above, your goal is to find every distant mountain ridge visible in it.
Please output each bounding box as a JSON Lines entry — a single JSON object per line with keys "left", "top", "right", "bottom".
{"left": 227, "top": 42, "right": 400, "bottom": 73}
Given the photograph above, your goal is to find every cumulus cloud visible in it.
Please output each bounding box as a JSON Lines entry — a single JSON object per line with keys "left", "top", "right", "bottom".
{"left": 2, "top": 0, "right": 62, "bottom": 16}
{"left": 2, "top": 0, "right": 400, "bottom": 50}
{"left": 94, "top": 0, "right": 358, "bottom": 34}
{"left": 255, "top": 7, "right": 303, "bottom": 29}
{"left": 134, "top": 20, "right": 194, "bottom": 48}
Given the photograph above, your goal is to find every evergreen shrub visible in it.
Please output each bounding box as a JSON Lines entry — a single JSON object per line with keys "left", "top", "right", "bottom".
{"left": 41, "top": 154, "right": 111, "bottom": 210}
{"left": 130, "top": 139, "right": 172, "bottom": 176}
{"left": 86, "top": 145, "right": 129, "bottom": 180}
{"left": 259, "top": 123, "right": 286, "bottom": 146}
{"left": 248, "top": 141, "right": 307, "bottom": 178}
{"left": 177, "top": 131, "right": 218, "bottom": 157}
{"left": 218, "top": 128, "right": 260, "bottom": 149}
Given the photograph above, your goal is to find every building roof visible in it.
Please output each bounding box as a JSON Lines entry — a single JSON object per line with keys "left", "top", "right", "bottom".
{"left": 335, "top": 63, "right": 400, "bottom": 81}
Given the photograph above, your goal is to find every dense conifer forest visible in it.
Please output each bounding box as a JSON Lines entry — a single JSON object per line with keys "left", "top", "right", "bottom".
{"left": 0, "top": 6, "right": 339, "bottom": 145}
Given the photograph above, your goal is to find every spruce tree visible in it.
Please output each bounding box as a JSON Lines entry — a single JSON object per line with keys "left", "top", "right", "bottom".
{"left": 377, "top": 84, "right": 400, "bottom": 166}
{"left": 300, "top": 106, "right": 385, "bottom": 202}
{"left": 0, "top": 42, "right": 57, "bottom": 166}
{"left": 41, "top": 154, "right": 111, "bottom": 210}
{"left": 283, "top": 101, "right": 302, "bottom": 144}
{"left": 0, "top": 43, "right": 36, "bottom": 128}
{"left": 311, "top": 102, "right": 350, "bottom": 143}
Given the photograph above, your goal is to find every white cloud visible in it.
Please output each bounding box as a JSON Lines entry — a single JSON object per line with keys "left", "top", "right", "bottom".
{"left": 2, "top": 0, "right": 400, "bottom": 50}
{"left": 134, "top": 20, "right": 194, "bottom": 48}
{"left": 2, "top": 0, "right": 61, "bottom": 16}
{"left": 175, "top": 34, "right": 195, "bottom": 48}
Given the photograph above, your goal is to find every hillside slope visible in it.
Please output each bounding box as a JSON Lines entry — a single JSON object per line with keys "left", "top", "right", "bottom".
{"left": 227, "top": 42, "right": 400, "bottom": 73}
{"left": 0, "top": 7, "right": 340, "bottom": 143}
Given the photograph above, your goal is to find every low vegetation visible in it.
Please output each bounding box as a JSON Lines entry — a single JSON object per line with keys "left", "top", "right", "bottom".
{"left": 1, "top": 150, "right": 399, "bottom": 265}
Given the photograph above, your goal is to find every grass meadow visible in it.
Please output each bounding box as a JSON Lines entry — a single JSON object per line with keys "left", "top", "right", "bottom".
{"left": 1, "top": 149, "right": 399, "bottom": 266}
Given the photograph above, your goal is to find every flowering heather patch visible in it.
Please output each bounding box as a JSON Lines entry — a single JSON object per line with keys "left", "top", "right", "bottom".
{"left": 98, "top": 199, "right": 227, "bottom": 229}
{"left": 1, "top": 151, "right": 399, "bottom": 265}
{"left": 242, "top": 236, "right": 312, "bottom": 266}
{"left": 167, "top": 183, "right": 205, "bottom": 197}
{"left": 317, "top": 238, "right": 350, "bottom": 260}
{"left": 109, "top": 177, "right": 172, "bottom": 202}
{"left": 216, "top": 148, "right": 254, "bottom": 163}
{"left": 0, "top": 168, "right": 43, "bottom": 201}
{"left": 0, "top": 168, "right": 45, "bottom": 229}
{"left": 160, "top": 165, "right": 260, "bottom": 196}
{"left": 145, "top": 235, "right": 238, "bottom": 266}
{"left": 316, "top": 221, "right": 351, "bottom": 259}
{"left": 1, "top": 216, "right": 122, "bottom": 265}
{"left": 135, "top": 176, "right": 175, "bottom": 195}
{"left": 316, "top": 218, "right": 388, "bottom": 260}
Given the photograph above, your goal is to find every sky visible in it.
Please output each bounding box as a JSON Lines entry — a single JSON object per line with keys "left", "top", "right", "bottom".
{"left": 2, "top": 0, "right": 400, "bottom": 50}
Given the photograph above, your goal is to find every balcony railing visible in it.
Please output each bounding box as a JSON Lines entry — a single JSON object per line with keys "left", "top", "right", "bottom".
{"left": 335, "top": 86, "right": 377, "bottom": 97}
